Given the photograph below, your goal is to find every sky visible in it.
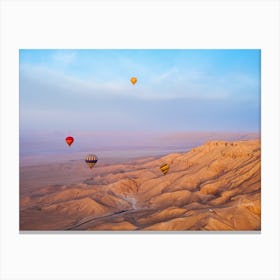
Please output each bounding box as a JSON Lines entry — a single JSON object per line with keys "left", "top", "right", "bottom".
{"left": 20, "top": 49, "right": 260, "bottom": 139}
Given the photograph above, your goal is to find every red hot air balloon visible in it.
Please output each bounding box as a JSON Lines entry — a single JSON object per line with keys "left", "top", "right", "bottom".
{"left": 65, "top": 136, "right": 74, "bottom": 147}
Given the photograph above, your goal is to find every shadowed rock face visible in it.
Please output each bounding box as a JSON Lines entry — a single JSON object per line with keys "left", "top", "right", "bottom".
{"left": 20, "top": 140, "right": 261, "bottom": 231}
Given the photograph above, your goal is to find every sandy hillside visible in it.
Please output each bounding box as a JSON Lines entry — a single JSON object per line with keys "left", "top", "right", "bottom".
{"left": 20, "top": 139, "right": 261, "bottom": 231}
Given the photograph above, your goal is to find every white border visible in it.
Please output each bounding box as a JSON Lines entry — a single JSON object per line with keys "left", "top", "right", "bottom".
{"left": 1, "top": 1, "right": 279, "bottom": 280}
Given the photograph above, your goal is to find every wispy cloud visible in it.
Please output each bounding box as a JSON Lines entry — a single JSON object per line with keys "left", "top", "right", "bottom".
{"left": 51, "top": 51, "right": 77, "bottom": 65}
{"left": 20, "top": 63, "right": 256, "bottom": 101}
{"left": 153, "top": 67, "right": 179, "bottom": 83}
{"left": 20, "top": 64, "right": 131, "bottom": 97}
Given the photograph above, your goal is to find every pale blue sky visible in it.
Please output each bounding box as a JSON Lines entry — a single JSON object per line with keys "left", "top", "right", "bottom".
{"left": 20, "top": 49, "right": 260, "bottom": 134}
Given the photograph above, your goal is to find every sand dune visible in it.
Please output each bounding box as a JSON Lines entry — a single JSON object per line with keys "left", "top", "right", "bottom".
{"left": 20, "top": 139, "right": 261, "bottom": 231}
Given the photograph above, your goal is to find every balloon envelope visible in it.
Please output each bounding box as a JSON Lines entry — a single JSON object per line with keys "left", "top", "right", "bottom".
{"left": 160, "top": 163, "right": 169, "bottom": 175}
{"left": 65, "top": 136, "right": 74, "bottom": 146}
{"left": 85, "top": 154, "right": 98, "bottom": 169}
{"left": 130, "top": 77, "right": 137, "bottom": 85}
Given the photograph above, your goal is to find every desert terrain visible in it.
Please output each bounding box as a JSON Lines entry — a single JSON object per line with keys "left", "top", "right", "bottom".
{"left": 20, "top": 139, "right": 261, "bottom": 231}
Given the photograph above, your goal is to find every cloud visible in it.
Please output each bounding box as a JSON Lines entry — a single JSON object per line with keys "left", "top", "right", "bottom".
{"left": 51, "top": 51, "right": 77, "bottom": 65}
{"left": 20, "top": 63, "right": 132, "bottom": 100}
{"left": 153, "top": 67, "right": 179, "bottom": 83}
{"left": 20, "top": 60, "right": 259, "bottom": 103}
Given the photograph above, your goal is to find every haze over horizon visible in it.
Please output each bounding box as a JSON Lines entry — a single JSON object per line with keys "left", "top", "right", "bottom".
{"left": 20, "top": 131, "right": 259, "bottom": 165}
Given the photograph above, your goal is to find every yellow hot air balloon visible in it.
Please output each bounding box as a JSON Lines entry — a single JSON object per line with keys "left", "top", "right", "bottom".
{"left": 160, "top": 163, "right": 169, "bottom": 175}
{"left": 130, "top": 77, "right": 137, "bottom": 85}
